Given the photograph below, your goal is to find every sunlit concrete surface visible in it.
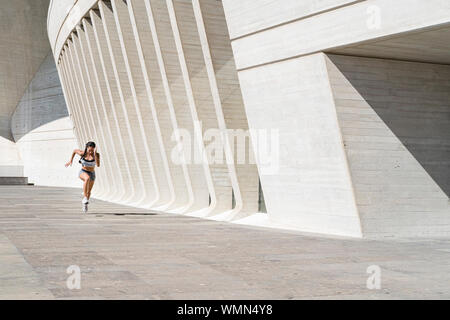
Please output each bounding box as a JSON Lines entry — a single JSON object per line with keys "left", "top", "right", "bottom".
{"left": 1, "top": 186, "right": 450, "bottom": 300}
{"left": 44, "top": 0, "right": 450, "bottom": 238}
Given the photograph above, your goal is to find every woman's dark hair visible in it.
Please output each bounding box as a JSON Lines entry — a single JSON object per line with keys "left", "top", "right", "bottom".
{"left": 79, "top": 141, "right": 96, "bottom": 163}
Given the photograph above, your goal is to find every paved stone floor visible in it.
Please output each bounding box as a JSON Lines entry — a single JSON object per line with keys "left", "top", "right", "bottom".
{"left": 1, "top": 185, "right": 450, "bottom": 299}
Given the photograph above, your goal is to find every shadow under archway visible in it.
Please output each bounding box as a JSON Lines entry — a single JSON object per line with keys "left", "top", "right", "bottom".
{"left": 328, "top": 54, "right": 450, "bottom": 198}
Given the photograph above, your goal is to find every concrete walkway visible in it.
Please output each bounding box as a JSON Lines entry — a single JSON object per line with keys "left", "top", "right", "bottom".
{"left": 1, "top": 185, "right": 450, "bottom": 299}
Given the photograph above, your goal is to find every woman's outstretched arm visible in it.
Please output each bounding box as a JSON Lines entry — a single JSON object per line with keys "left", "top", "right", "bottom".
{"left": 65, "top": 149, "right": 83, "bottom": 167}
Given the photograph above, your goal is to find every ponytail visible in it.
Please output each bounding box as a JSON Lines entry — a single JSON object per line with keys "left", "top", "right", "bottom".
{"left": 79, "top": 146, "right": 88, "bottom": 164}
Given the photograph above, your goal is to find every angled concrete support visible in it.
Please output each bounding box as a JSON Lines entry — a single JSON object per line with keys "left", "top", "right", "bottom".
{"left": 60, "top": 47, "right": 94, "bottom": 193}
{"left": 98, "top": 1, "right": 153, "bottom": 207}
{"left": 145, "top": 0, "right": 209, "bottom": 212}
{"left": 167, "top": 0, "right": 233, "bottom": 216}
{"left": 237, "top": 53, "right": 363, "bottom": 237}
{"left": 82, "top": 17, "right": 128, "bottom": 203}
{"left": 58, "top": 53, "right": 83, "bottom": 148}
{"left": 60, "top": 46, "right": 86, "bottom": 147}
{"left": 70, "top": 32, "right": 109, "bottom": 199}
{"left": 192, "top": 0, "right": 260, "bottom": 219}
{"left": 63, "top": 43, "right": 94, "bottom": 166}
{"left": 90, "top": 8, "right": 138, "bottom": 205}
{"left": 56, "top": 55, "right": 81, "bottom": 147}
{"left": 76, "top": 24, "right": 121, "bottom": 200}
{"left": 65, "top": 41, "right": 95, "bottom": 149}
{"left": 111, "top": 0, "right": 173, "bottom": 209}
{"left": 127, "top": 0, "right": 192, "bottom": 212}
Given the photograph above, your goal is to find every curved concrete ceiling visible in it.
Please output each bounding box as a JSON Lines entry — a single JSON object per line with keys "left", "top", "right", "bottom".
{"left": 329, "top": 24, "right": 450, "bottom": 65}
{"left": 0, "top": 0, "right": 51, "bottom": 141}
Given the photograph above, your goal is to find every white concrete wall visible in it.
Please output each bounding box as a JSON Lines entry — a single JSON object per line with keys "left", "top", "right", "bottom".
{"left": 0, "top": 138, "right": 23, "bottom": 177}
{"left": 237, "top": 53, "right": 362, "bottom": 237}
{"left": 12, "top": 117, "right": 79, "bottom": 187}
{"left": 326, "top": 54, "right": 450, "bottom": 237}
{"left": 0, "top": 0, "right": 78, "bottom": 186}
{"left": 0, "top": 0, "right": 51, "bottom": 177}
{"left": 11, "top": 53, "right": 79, "bottom": 187}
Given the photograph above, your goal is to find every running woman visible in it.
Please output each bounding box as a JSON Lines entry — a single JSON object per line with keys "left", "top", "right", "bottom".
{"left": 65, "top": 141, "right": 100, "bottom": 212}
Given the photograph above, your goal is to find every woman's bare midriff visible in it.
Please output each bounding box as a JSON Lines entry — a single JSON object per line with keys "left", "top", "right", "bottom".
{"left": 82, "top": 167, "right": 95, "bottom": 172}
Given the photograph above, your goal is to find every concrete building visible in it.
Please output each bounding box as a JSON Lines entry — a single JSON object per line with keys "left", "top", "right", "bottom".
{"left": 1, "top": 0, "right": 448, "bottom": 238}
{"left": 220, "top": 0, "right": 450, "bottom": 238}
{"left": 0, "top": 0, "right": 79, "bottom": 186}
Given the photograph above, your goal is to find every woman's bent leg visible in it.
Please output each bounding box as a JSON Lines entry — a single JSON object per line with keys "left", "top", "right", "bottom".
{"left": 79, "top": 171, "right": 90, "bottom": 198}
{"left": 87, "top": 179, "right": 95, "bottom": 200}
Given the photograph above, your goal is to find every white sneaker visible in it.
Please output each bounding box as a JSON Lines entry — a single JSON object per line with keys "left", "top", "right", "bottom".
{"left": 82, "top": 197, "right": 89, "bottom": 204}
{"left": 83, "top": 203, "right": 88, "bottom": 213}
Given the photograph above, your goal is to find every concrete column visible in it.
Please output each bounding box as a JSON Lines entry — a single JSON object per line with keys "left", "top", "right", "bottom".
{"left": 167, "top": 0, "right": 233, "bottom": 216}
{"left": 145, "top": 0, "right": 209, "bottom": 212}
{"left": 193, "top": 0, "right": 260, "bottom": 218}
{"left": 90, "top": 8, "right": 138, "bottom": 206}
{"left": 111, "top": 0, "right": 173, "bottom": 209}
{"left": 65, "top": 41, "right": 95, "bottom": 149}
{"left": 76, "top": 24, "right": 121, "bottom": 200}
{"left": 70, "top": 32, "right": 109, "bottom": 199}
{"left": 99, "top": 0, "right": 158, "bottom": 207}
{"left": 82, "top": 17, "right": 128, "bottom": 204}
{"left": 57, "top": 53, "right": 83, "bottom": 148}
{"left": 128, "top": 0, "right": 190, "bottom": 212}
{"left": 60, "top": 47, "right": 85, "bottom": 148}
{"left": 60, "top": 46, "right": 93, "bottom": 193}
{"left": 237, "top": 53, "right": 362, "bottom": 237}
{"left": 58, "top": 57, "right": 87, "bottom": 191}
{"left": 56, "top": 57, "right": 80, "bottom": 147}
{"left": 62, "top": 43, "right": 92, "bottom": 155}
